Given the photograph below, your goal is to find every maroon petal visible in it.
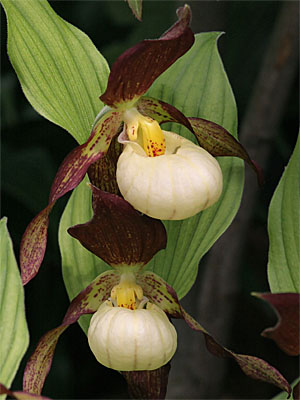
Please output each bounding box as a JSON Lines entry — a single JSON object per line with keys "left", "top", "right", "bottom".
{"left": 189, "top": 117, "right": 264, "bottom": 186}
{"left": 136, "top": 96, "right": 194, "bottom": 134}
{"left": 139, "top": 271, "right": 291, "bottom": 396}
{"left": 68, "top": 185, "right": 167, "bottom": 268}
{"left": 0, "top": 383, "right": 50, "bottom": 400}
{"left": 122, "top": 363, "right": 171, "bottom": 399}
{"left": 100, "top": 5, "right": 194, "bottom": 107}
{"left": 254, "top": 292, "right": 300, "bottom": 356}
{"left": 87, "top": 134, "right": 123, "bottom": 195}
{"left": 23, "top": 270, "right": 118, "bottom": 395}
{"left": 20, "top": 110, "right": 122, "bottom": 285}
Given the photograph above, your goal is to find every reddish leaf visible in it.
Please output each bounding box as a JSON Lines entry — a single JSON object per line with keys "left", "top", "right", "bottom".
{"left": 136, "top": 96, "right": 194, "bottom": 134}
{"left": 68, "top": 185, "right": 167, "bottom": 268}
{"left": 0, "top": 383, "right": 50, "bottom": 400}
{"left": 100, "top": 5, "right": 194, "bottom": 107}
{"left": 254, "top": 292, "right": 300, "bottom": 356}
{"left": 140, "top": 271, "right": 291, "bottom": 396}
{"left": 189, "top": 117, "right": 264, "bottom": 186}
{"left": 20, "top": 110, "right": 122, "bottom": 285}
{"left": 122, "top": 363, "right": 171, "bottom": 399}
{"left": 23, "top": 270, "right": 118, "bottom": 395}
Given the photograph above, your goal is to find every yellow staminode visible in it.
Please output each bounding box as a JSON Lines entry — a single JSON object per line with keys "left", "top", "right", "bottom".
{"left": 124, "top": 109, "right": 166, "bottom": 157}
{"left": 111, "top": 272, "right": 143, "bottom": 310}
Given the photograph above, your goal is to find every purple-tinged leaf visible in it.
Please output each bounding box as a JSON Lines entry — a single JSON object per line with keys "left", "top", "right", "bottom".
{"left": 100, "top": 5, "right": 194, "bottom": 107}
{"left": 122, "top": 363, "right": 170, "bottom": 399}
{"left": 139, "top": 272, "right": 291, "bottom": 396}
{"left": 87, "top": 134, "right": 123, "bottom": 195}
{"left": 23, "top": 270, "right": 118, "bottom": 395}
{"left": 68, "top": 185, "right": 167, "bottom": 268}
{"left": 20, "top": 110, "right": 122, "bottom": 285}
{"left": 188, "top": 117, "right": 264, "bottom": 186}
{"left": 0, "top": 383, "right": 50, "bottom": 400}
{"left": 254, "top": 292, "right": 300, "bottom": 356}
{"left": 137, "top": 96, "right": 194, "bottom": 135}
{"left": 126, "top": 0, "right": 143, "bottom": 21}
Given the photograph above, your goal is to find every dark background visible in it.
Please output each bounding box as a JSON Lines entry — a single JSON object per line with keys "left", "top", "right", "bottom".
{"left": 1, "top": 1, "right": 299, "bottom": 398}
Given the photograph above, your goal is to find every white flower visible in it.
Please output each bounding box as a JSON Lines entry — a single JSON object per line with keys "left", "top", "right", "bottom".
{"left": 116, "top": 111, "right": 223, "bottom": 220}
{"left": 88, "top": 300, "right": 177, "bottom": 371}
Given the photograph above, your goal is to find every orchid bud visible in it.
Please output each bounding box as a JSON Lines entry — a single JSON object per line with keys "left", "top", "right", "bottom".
{"left": 117, "top": 128, "right": 223, "bottom": 220}
{"left": 88, "top": 300, "right": 177, "bottom": 371}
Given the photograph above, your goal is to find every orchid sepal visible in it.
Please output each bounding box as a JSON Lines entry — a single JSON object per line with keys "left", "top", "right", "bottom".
{"left": 100, "top": 5, "right": 194, "bottom": 108}
{"left": 253, "top": 292, "right": 300, "bottom": 356}
{"left": 68, "top": 185, "right": 167, "bottom": 269}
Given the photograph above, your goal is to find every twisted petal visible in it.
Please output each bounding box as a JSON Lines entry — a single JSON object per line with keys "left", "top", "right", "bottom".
{"left": 254, "top": 292, "right": 300, "bottom": 356}
{"left": 23, "top": 270, "right": 118, "bottom": 395}
{"left": 68, "top": 185, "right": 167, "bottom": 268}
{"left": 189, "top": 117, "right": 264, "bottom": 185}
{"left": 136, "top": 96, "right": 194, "bottom": 134}
{"left": 100, "top": 5, "right": 194, "bottom": 107}
{"left": 138, "top": 271, "right": 291, "bottom": 396}
{"left": 20, "top": 110, "right": 123, "bottom": 285}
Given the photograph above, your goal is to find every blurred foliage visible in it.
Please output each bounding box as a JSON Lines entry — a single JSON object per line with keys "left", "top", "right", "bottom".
{"left": 1, "top": 1, "right": 298, "bottom": 398}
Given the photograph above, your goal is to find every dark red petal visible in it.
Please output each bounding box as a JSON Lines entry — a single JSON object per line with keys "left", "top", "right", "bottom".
{"left": 20, "top": 110, "right": 122, "bottom": 285}
{"left": 122, "top": 363, "right": 171, "bottom": 399}
{"left": 139, "top": 271, "right": 291, "bottom": 396}
{"left": 68, "top": 185, "right": 167, "bottom": 268}
{"left": 189, "top": 117, "right": 264, "bottom": 186}
{"left": 100, "top": 5, "right": 194, "bottom": 107}
{"left": 87, "top": 133, "right": 123, "bottom": 195}
{"left": 23, "top": 271, "right": 118, "bottom": 395}
{"left": 137, "top": 96, "right": 194, "bottom": 134}
{"left": 254, "top": 292, "right": 300, "bottom": 356}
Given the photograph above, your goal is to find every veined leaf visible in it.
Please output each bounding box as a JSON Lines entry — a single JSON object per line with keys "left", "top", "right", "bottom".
{"left": 0, "top": 218, "right": 29, "bottom": 394}
{"left": 145, "top": 32, "right": 244, "bottom": 298}
{"left": 268, "top": 133, "right": 300, "bottom": 293}
{"left": 1, "top": 0, "right": 109, "bottom": 144}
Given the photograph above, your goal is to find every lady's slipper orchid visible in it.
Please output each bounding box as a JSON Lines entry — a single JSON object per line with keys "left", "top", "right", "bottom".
{"left": 20, "top": 4, "right": 262, "bottom": 287}
{"left": 22, "top": 186, "right": 290, "bottom": 399}
{"left": 117, "top": 119, "right": 223, "bottom": 219}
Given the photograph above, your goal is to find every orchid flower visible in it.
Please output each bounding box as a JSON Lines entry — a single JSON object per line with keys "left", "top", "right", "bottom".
{"left": 20, "top": 5, "right": 262, "bottom": 286}
{"left": 22, "top": 185, "right": 290, "bottom": 398}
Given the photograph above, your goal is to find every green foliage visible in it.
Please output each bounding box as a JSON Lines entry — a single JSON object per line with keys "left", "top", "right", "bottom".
{"left": 0, "top": 218, "right": 29, "bottom": 394}
{"left": 1, "top": 0, "right": 109, "bottom": 144}
{"left": 268, "top": 133, "right": 300, "bottom": 293}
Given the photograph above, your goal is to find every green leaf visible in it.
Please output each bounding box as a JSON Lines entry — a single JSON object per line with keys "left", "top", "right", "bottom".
{"left": 1, "top": 0, "right": 109, "bottom": 144}
{"left": 268, "top": 133, "right": 300, "bottom": 293}
{"left": 0, "top": 218, "right": 29, "bottom": 394}
{"left": 145, "top": 32, "right": 244, "bottom": 298}
{"left": 58, "top": 177, "right": 111, "bottom": 333}
{"left": 126, "top": 0, "right": 143, "bottom": 21}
